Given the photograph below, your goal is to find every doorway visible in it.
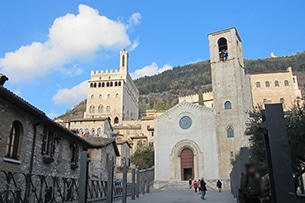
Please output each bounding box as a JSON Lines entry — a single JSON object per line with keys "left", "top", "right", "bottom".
{"left": 180, "top": 148, "right": 194, "bottom": 180}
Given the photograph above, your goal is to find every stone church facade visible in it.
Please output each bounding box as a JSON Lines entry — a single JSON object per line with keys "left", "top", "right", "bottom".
{"left": 154, "top": 28, "right": 253, "bottom": 186}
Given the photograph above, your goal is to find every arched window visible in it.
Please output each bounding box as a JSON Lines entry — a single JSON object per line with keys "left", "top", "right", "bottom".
{"left": 90, "top": 83, "right": 93, "bottom": 88}
{"left": 102, "top": 82, "right": 105, "bottom": 87}
{"left": 98, "top": 105, "right": 103, "bottom": 113}
{"left": 256, "top": 81, "right": 261, "bottom": 88}
{"left": 265, "top": 81, "right": 270, "bottom": 87}
{"left": 6, "top": 121, "right": 23, "bottom": 159}
{"left": 224, "top": 101, "right": 232, "bottom": 110}
{"left": 115, "top": 82, "right": 118, "bottom": 86}
{"left": 106, "top": 82, "right": 110, "bottom": 87}
{"left": 218, "top": 37, "right": 228, "bottom": 61}
{"left": 106, "top": 106, "right": 111, "bottom": 113}
{"left": 280, "top": 98, "right": 285, "bottom": 103}
{"left": 91, "top": 128, "right": 95, "bottom": 136}
{"left": 227, "top": 127, "right": 234, "bottom": 138}
{"left": 98, "top": 82, "right": 101, "bottom": 87}
{"left": 114, "top": 117, "right": 119, "bottom": 124}
{"left": 274, "top": 80, "right": 279, "bottom": 87}
{"left": 97, "top": 128, "right": 101, "bottom": 136}
{"left": 93, "top": 83, "right": 97, "bottom": 88}
{"left": 89, "top": 105, "right": 95, "bottom": 113}
{"left": 122, "top": 55, "right": 125, "bottom": 67}
{"left": 99, "top": 94, "right": 102, "bottom": 99}
{"left": 91, "top": 95, "right": 94, "bottom": 100}
{"left": 118, "top": 81, "right": 121, "bottom": 86}
{"left": 284, "top": 80, "right": 289, "bottom": 86}
{"left": 107, "top": 94, "right": 110, "bottom": 99}
{"left": 110, "top": 82, "right": 113, "bottom": 87}
{"left": 115, "top": 93, "right": 119, "bottom": 98}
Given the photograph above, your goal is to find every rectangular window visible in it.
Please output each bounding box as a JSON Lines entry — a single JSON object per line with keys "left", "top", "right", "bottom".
{"left": 42, "top": 128, "right": 56, "bottom": 158}
{"left": 71, "top": 142, "right": 79, "bottom": 169}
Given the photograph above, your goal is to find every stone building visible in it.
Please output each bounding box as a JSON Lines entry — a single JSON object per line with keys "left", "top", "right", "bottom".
{"left": 0, "top": 83, "right": 91, "bottom": 176}
{"left": 250, "top": 67, "right": 302, "bottom": 110}
{"left": 85, "top": 50, "right": 139, "bottom": 124}
{"left": 154, "top": 28, "right": 253, "bottom": 186}
{"left": 0, "top": 80, "right": 119, "bottom": 181}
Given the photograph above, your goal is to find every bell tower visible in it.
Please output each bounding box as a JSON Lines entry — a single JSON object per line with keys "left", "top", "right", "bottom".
{"left": 208, "top": 28, "right": 252, "bottom": 179}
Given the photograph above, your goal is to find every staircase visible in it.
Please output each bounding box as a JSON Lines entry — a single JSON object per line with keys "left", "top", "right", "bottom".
{"left": 160, "top": 180, "right": 219, "bottom": 190}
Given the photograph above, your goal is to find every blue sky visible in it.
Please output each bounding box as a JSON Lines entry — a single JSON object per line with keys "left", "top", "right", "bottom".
{"left": 0, "top": 1, "right": 304, "bottom": 118}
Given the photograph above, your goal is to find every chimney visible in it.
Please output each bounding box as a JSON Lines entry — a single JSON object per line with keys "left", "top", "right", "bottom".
{"left": 0, "top": 74, "right": 8, "bottom": 86}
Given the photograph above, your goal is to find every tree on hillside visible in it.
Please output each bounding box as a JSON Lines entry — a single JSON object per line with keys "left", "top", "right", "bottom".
{"left": 245, "top": 103, "right": 305, "bottom": 180}
{"left": 198, "top": 90, "right": 205, "bottom": 106}
{"left": 132, "top": 141, "right": 154, "bottom": 170}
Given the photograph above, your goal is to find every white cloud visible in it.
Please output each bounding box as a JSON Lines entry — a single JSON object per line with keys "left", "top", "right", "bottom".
{"left": 128, "top": 40, "right": 139, "bottom": 51}
{"left": 129, "top": 12, "right": 142, "bottom": 26}
{"left": 131, "top": 62, "right": 173, "bottom": 79}
{"left": 0, "top": 4, "right": 140, "bottom": 83}
{"left": 52, "top": 80, "right": 88, "bottom": 106}
{"left": 59, "top": 64, "right": 83, "bottom": 76}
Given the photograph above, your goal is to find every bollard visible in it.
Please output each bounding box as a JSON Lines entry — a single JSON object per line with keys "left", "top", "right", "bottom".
{"left": 107, "top": 160, "right": 114, "bottom": 203}
{"left": 146, "top": 172, "right": 150, "bottom": 193}
{"left": 122, "top": 164, "right": 127, "bottom": 203}
{"left": 131, "top": 169, "right": 136, "bottom": 200}
{"left": 136, "top": 170, "right": 140, "bottom": 198}
{"left": 141, "top": 172, "right": 145, "bottom": 195}
{"left": 79, "top": 151, "right": 89, "bottom": 203}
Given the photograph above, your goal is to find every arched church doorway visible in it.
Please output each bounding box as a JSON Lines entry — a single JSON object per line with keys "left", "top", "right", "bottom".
{"left": 180, "top": 148, "right": 194, "bottom": 180}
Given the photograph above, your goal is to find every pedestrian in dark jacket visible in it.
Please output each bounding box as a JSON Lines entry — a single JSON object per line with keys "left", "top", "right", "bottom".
{"left": 200, "top": 177, "right": 207, "bottom": 200}
{"left": 240, "top": 164, "right": 261, "bottom": 203}
{"left": 189, "top": 179, "right": 192, "bottom": 189}
{"left": 216, "top": 180, "right": 222, "bottom": 192}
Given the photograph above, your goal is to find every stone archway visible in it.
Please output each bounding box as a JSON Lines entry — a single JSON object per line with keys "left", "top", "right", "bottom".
{"left": 170, "top": 139, "right": 203, "bottom": 182}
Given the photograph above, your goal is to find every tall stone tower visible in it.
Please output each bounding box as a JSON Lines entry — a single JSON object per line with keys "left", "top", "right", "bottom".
{"left": 208, "top": 28, "right": 252, "bottom": 178}
{"left": 84, "top": 50, "right": 139, "bottom": 124}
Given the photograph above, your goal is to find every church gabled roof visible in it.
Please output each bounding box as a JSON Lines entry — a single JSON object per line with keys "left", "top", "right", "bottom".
{"left": 156, "top": 101, "right": 215, "bottom": 121}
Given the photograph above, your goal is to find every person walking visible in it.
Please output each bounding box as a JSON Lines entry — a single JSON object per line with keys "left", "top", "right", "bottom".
{"left": 216, "top": 180, "right": 222, "bottom": 193}
{"left": 240, "top": 164, "right": 261, "bottom": 203}
{"left": 200, "top": 177, "right": 207, "bottom": 200}
{"left": 193, "top": 180, "right": 199, "bottom": 193}
{"left": 189, "top": 179, "right": 192, "bottom": 189}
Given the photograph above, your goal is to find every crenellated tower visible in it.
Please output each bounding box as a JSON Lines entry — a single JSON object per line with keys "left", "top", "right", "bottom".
{"left": 84, "top": 50, "right": 139, "bottom": 124}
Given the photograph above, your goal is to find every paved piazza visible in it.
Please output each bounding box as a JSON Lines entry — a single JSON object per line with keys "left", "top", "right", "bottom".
{"left": 115, "top": 189, "right": 236, "bottom": 203}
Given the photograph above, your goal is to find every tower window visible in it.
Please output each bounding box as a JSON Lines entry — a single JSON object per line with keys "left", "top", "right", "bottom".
{"left": 265, "top": 81, "right": 270, "bottom": 87}
{"left": 218, "top": 37, "right": 228, "bottom": 61}
{"left": 99, "top": 94, "right": 102, "bottom": 99}
{"left": 110, "top": 82, "right": 113, "bottom": 87}
{"left": 106, "top": 106, "right": 111, "bottom": 113}
{"left": 98, "top": 105, "right": 103, "bottom": 113}
{"left": 227, "top": 127, "right": 234, "bottom": 138}
{"left": 91, "top": 95, "right": 94, "bottom": 100}
{"left": 122, "top": 55, "right": 125, "bottom": 67}
{"left": 118, "top": 81, "right": 122, "bottom": 86}
{"left": 224, "top": 101, "right": 232, "bottom": 110}
{"left": 115, "top": 82, "right": 118, "bottom": 86}
{"left": 102, "top": 82, "right": 105, "bottom": 87}
{"left": 93, "top": 83, "right": 97, "bottom": 88}
{"left": 274, "top": 80, "right": 279, "bottom": 87}
{"left": 6, "top": 121, "right": 23, "bottom": 159}
{"left": 98, "top": 82, "right": 101, "bottom": 87}
{"left": 284, "top": 80, "right": 289, "bottom": 86}
{"left": 107, "top": 94, "right": 110, "bottom": 99}
{"left": 106, "top": 82, "right": 110, "bottom": 87}
{"left": 90, "top": 83, "right": 93, "bottom": 88}
{"left": 115, "top": 93, "right": 119, "bottom": 98}
{"left": 255, "top": 81, "right": 261, "bottom": 88}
